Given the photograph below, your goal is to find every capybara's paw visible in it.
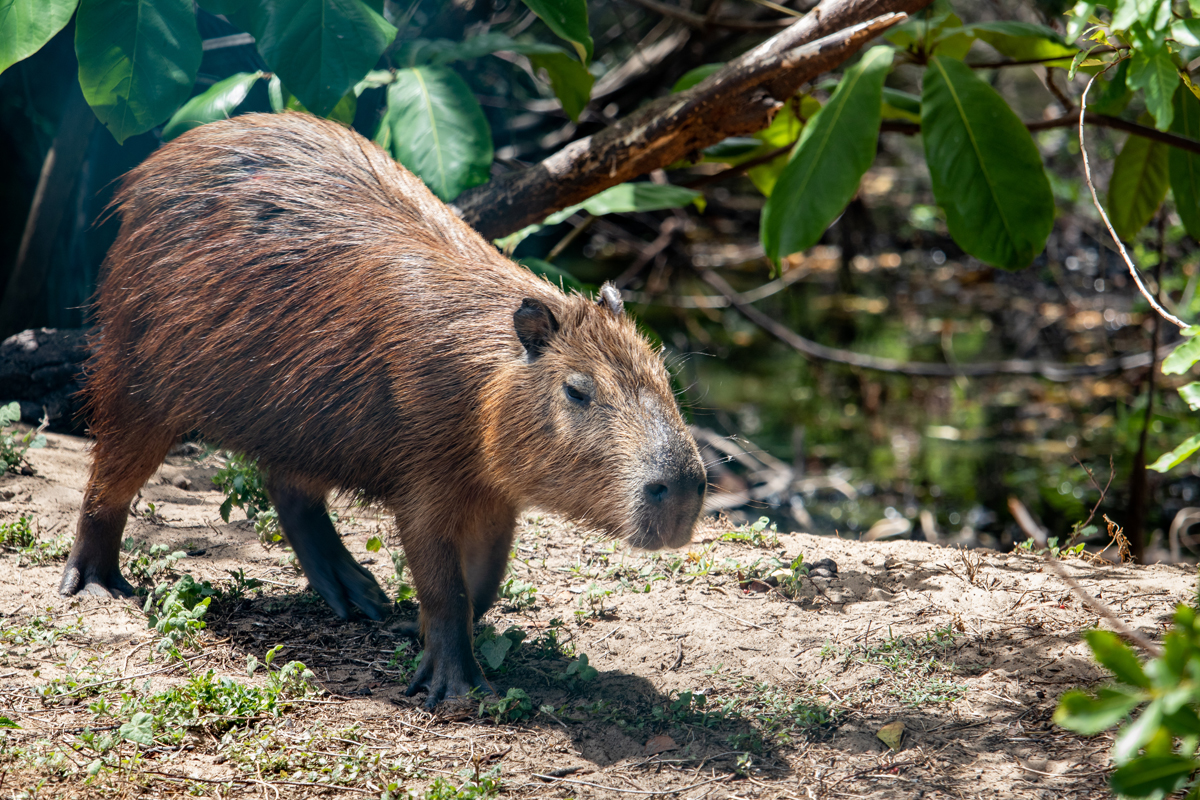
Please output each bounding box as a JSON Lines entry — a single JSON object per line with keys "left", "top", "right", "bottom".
{"left": 308, "top": 553, "right": 392, "bottom": 621}
{"left": 58, "top": 562, "right": 134, "bottom": 598}
{"left": 404, "top": 651, "right": 490, "bottom": 710}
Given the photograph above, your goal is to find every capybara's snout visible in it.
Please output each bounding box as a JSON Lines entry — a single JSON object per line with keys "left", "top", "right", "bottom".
{"left": 631, "top": 430, "right": 707, "bottom": 550}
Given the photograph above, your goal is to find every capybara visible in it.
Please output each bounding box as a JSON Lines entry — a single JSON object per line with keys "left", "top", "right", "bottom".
{"left": 60, "top": 112, "right": 707, "bottom": 707}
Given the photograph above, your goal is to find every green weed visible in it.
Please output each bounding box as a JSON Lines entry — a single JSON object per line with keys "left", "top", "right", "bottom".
{"left": 721, "top": 516, "right": 780, "bottom": 548}
{"left": 479, "top": 687, "right": 533, "bottom": 722}
{"left": 0, "top": 516, "right": 70, "bottom": 565}
{"left": 367, "top": 535, "right": 417, "bottom": 602}
{"left": 0, "top": 401, "right": 46, "bottom": 474}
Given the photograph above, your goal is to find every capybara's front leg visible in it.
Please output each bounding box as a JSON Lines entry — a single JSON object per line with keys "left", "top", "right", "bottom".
{"left": 265, "top": 473, "right": 391, "bottom": 620}
{"left": 463, "top": 512, "right": 518, "bottom": 621}
{"left": 398, "top": 522, "right": 488, "bottom": 709}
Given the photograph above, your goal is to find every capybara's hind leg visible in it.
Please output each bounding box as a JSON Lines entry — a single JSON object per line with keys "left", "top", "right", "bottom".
{"left": 264, "top": 474, "right": 391, "bottom": 621}
{"left": 60, "top": 428, "right": 176, "bottom": 598}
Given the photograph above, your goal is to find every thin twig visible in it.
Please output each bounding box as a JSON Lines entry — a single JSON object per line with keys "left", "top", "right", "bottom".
{"left": 1078, "top": 69, "right": 1188, "bottom": 329}
{"left": 699, "top": 268, "right": 1181, "bottom": 379}
{"left": 881, "top": 112, "right": 1200, "bottom": 156}
{"left": 1007, "top": 496, "right": 1162, "bottom": 657}
{"left": 532, "top": 773, "right": 730, "bottom": 795}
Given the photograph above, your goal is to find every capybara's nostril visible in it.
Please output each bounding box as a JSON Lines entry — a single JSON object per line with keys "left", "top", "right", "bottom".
{"left": 696, "top": 480, "right": 706, "bottom": 497}
{"left": 645, "top": 482, "right": 669, "bottom": 504}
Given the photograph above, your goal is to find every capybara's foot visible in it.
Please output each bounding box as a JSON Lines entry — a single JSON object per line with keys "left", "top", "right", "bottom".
{"left": 404, "top": 649, "right": 491, "bottom": 710}
{"left": 58, "top": 560, "right": 134, "bottom": 598}
{"left": 308, "top": 552, "right": 392, "bottom": 621}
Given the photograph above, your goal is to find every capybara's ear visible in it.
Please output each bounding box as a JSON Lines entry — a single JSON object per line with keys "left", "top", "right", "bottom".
{"left": 597, "top": 282, "right": 624, "bottom": 316}
{"left": 514, "top": 298, "right": 560, "bottom": 358}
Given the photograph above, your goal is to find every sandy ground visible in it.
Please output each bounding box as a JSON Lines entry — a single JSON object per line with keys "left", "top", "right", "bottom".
{"left": 0, "top": 431, "right": 1195, "bottom": 799}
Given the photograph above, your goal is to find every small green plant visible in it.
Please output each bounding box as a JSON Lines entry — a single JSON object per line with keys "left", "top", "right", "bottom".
{"left": 475, "top": 625, "right": 527, "bottom": 672}
{"left": 1015, "top": 534, "right": 1088, "bottom": 558}
{"left": 143, "top": 574, "right": 214, "bottom": 657}
{"left": 125, "top": 541, "right": 187, "bottom": 583}
{"left": 0, "top": 515, "right": 36, "bottom": 549}
{"left": 739, "top": 553, "right": 808, "bottom": 598}
{"left": 556, "top": 653, "right": 598, "bottom": 690}
{"left": 498, "top": 574, "right": 537, "bottom": 610}
{"left": 1055, "top": 603, "right": 1200, "bottom": 798}
{"left": 367, "top": 534, "right": 416, "bottom": 602}
{"left": 0, "top": 401, "right": 46, "bottom": 474}
{"left": 479, "top": 687, "right": 533, "bottom": 722}
{"left": 721, "top": 516, "right": 779, "bottom": 547}
{"left": 212, "top": 453, "right": 281, "bottom": 543}
{"left": 576, "top": 582, "right": 612, "bottom": 619}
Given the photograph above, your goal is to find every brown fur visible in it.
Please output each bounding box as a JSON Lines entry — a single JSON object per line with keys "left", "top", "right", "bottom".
{"left": 61, "top": 112, "right": 706, "bottom": 707}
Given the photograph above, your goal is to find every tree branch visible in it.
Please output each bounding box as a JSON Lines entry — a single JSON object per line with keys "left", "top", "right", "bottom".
{"left": 699, "top": 268, "right": 1179, "bottom": 380}
{"left": 456, "top": 0, "right": 933, "bottom": 239}
{"left": 881, "top": 112, "right": 1200, "bottom": 157}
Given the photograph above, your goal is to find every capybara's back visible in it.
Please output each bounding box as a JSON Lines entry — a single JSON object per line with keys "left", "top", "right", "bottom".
{"left": 63, "top": 112, "right": 707, "bottom": 707}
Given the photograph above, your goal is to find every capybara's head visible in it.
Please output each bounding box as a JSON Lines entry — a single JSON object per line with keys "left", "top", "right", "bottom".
{"left": 483, "top": 283, "right": 706, "bottom": 549}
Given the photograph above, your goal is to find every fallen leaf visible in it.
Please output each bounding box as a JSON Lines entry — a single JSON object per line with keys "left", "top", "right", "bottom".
{"left": 643, "top": 734, "right": 678, "bottom": 756}
{"left": 877, "top": 721, "right": 904, "bottom": 750}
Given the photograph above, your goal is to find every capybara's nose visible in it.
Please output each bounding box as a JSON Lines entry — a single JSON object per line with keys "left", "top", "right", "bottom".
{"left": 644, "top": 474, "right": 707, "bottom": 505}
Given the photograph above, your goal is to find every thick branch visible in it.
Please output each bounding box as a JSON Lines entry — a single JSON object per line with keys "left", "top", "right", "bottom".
{"left": 456, "top": 0, "right": 933, "bottom": 239}
{"left": 700, "top": 269, "right": 1178, "bottom": 381}
{"left": 882, "top": 112, "right": 1200, "bottom": 156}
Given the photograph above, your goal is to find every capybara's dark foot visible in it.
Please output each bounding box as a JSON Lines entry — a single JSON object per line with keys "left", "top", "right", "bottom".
{"left": 308, "top": 552, "right": 392, "bottom": 621}
{"left": 58, "top": 560, "right": 134, "bottom": 598}
{"left": 404, "top": 648, "right": 490, "bottom": 710}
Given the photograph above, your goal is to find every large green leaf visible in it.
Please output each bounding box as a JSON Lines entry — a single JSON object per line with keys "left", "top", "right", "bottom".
{"left": 1149, "top": 433, "right": 1200, "bottom": 472}
{"left": 921, "top": 56, "right": 1054, "bottom": 270}
{"left": 1108, "top": 116, "right": 1169, "bottom": 241}
{"left": 232, "top": 0, "right": 395, "bottom": 118}
{"left": 748, "top": 96, "right": 821, "bottom": 196}
{"left": 1112, "top": 700, "right": 1165, "bottom": 765}
{"left": 374, "top": 66, "right": 492, "bottom": 202}
{"left": 960, "top": 21, "right": 1076, "bottom": 63}
{"left": 1053, "top": 687, "right": 1144, "bottom": 735}
{"left": 530, "top": 52, "right": 593, "bottom": 122}
{"left": 0, "top": 0, "right": 79, "bottom": 76}
{"left": 1110, "top": 755, "right": 1198, "bottom": 797}
{"left": 760, "top": 46, "right": 893, "bottom": 262}
{"left": 1086, "top": 630, "right": 1152, "bottom": 689}
{"left": 1171, "top": 87, "right": 1200, "bottom": 240}
{"left": 1127, "top": 40, "right": 1179, "bottom": 131}
{"left": 1164, "top": 334, "right": 1200, "bottom": 375}
{"left": 75, "top": 0, "right": 201, "bottom": 144}
{"left": 521, "top": 0, "right": 592, "bottom": 63}
{"left": 162, "top": 71, "right": 262, "bottom": 141}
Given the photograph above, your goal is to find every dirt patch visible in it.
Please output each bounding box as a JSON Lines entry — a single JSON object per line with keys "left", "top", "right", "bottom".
{"left": 1, "top": 432, "right": 1194, "bottom": 798}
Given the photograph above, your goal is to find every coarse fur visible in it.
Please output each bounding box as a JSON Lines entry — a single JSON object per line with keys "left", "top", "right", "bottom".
{"left": 61, "top": 112, "right": 706, "bottom": 707}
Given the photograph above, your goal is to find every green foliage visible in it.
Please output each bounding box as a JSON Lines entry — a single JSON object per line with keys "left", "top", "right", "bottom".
{"left": 212, "top": 453, "right": 281, "bottom": 544}
{"left": 520, "top": 0, "right": 592, "bottom": 63}
{"left": 556, "top": 653, "right": 598, "bottom": 690}
{"left": 0, "top": 515, "right": 71, "bottom": 565}
{"left": 162, "top": 71, "right": 263, "bottom": 140}
{"left": 1108, "top": 115, "right": 1169, "bottom": 241}
{"left": 479, "top": 687, "right": 533, "bottom": 722}
{"left": 498, "top": 574, "right": 538, "bottom": 610}
{"left": 921, "top": 56, "right": 1055, "bottom": 270}
{"left": 375, "top": 66, "right": 493, "bottom": 202}
{"left": 0, "top": 401, "right": 45, "bottom": 473}
{"left": 1153, "top": 328, "right": 1200, "bottom": 472}
{"left": 496, "top": 182, "right": 700, "bottom": 252}
{"left": 75, "top": 0, "right": 202, "bottom": 144}
{"left": 125, "top": 541, "right": 187, "bottom": 583}
{"left": 0, "top": 515, "right": 35, "bottom": 549}
{"left": 143, "top": 574, "right": 213, "bottom": 656}
{"left": 366, "top": 535, "right": 417, "bottom": 602}
{"left": 229, "top": 0, "right": 395, "bottom": 118}
{"left": 1170, "top": 88, "right": 1200, "bottom": 241}
{"left": 1054, "top": 605, "right": 1200, "bottom": 797}
{"left": 761, "top": 46, "right": 892, "bottom": 263}
{"left": 475, "top": 625, "right": 527, "bottom": 671}
{"left": 720, "top": 516, "right": 780, "bottom": 547}
{"left": 0, "top": 0, "right": 78, "bottom": 75}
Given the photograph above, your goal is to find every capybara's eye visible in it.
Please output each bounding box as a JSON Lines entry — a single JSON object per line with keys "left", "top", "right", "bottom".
{"left": 564, "top": 383, "right": 590, "bottom": 405}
